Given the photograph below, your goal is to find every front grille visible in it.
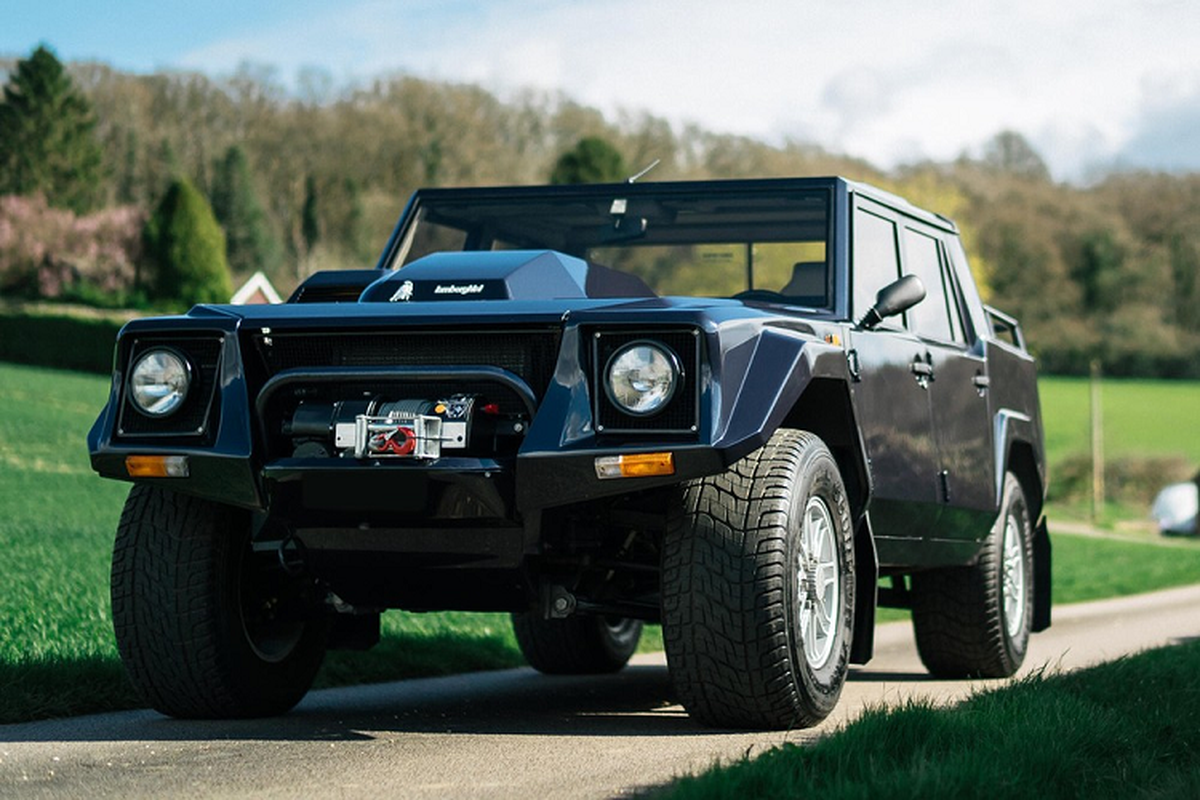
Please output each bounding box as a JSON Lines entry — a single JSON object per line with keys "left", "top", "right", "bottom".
{"left": 117, "top": 336, "right": 223, "bottom": 439}
{"left": 252, "top": 329, "right": 561, "bottom": 400}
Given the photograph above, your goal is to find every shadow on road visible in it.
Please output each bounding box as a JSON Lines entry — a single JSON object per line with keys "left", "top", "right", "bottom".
{"left": 3, "top": 656, "right": 950, "bottom": 745}
{"left": 848, "top": 669, "right": 934, "bottom": 683}
{"left": 1, "top": 664, "right": 712, "bottom": 743}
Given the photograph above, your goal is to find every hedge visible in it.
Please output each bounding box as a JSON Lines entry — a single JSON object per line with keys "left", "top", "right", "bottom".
{"left": 0, "top": 310, "right": 124, "bottom": 374}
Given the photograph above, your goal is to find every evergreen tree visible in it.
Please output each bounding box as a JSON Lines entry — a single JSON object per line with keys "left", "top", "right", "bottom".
{"left": 0, "top": 44, "right": 104, "bottom": 212}
{"left": 334, "top": 176, "right": 372, "bottom": 262}
{"left": 345, "top": 177, "right": 370, "bottom": 260}
{"left": 550, "top": 137, "right": 626, "bottom": 184}
{"left": 143, "top": 177, "right": 233, "bottom": 305}
{"left": 211, "top": 145, "right": 282, "bottom": 277}
{"left": 301, "top": 174, "right": 320, "bottom": 254}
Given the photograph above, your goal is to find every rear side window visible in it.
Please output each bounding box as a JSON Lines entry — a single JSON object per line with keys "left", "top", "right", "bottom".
{"left": 944, "top": 237, "right": 989, "bottom": 343}
{"left": 852, "top": 208, "right": 901, "bottom": 321}
{"left": 903, "top": 228, "right": 958, "bottom": 343}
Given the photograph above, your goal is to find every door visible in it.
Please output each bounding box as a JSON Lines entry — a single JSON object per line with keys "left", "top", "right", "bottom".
{"left": 902, "top": 227, "right": 995, "bottom": 544}
{"left": 848, "top": 205, "right": 942, "bottom": 546}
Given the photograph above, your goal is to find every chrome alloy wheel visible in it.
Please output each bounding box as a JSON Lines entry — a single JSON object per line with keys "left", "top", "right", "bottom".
{"left": 1001, "top": 514, "right": 1027, "bottom": 640}
{"left": 797, "top": 495, "right": 840, "bottom": 669}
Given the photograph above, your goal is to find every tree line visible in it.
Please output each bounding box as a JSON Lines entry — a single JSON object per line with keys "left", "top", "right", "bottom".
{"left": 1, "top": 45, "right": 1198, "bottom": 377}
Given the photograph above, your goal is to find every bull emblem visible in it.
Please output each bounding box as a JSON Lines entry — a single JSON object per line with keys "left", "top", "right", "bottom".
{"left": 390, "top": 280, "right": 415, "bottom": 302}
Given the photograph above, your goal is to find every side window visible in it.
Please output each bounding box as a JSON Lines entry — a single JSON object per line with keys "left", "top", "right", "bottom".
{"left": 903, "top": 228, "right": 956, "bottom": 343}
{"left": 944, "top": 236, "right": 989, "bottom": 343}
{"left": 937, "top": 241, "right": 969, "bottom": 344}
{"left": 852, "top": 208, "right": 901, "bottom": 321}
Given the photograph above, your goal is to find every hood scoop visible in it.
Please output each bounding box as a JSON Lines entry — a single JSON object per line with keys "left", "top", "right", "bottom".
{"left": 360, "top": 250, "right": 656, "bottom": 303}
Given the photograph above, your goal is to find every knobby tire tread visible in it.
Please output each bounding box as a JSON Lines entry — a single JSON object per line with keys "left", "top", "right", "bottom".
{"left": 112, "top": 485, "right": 323, "bottom": 718}
{"left": 512, "top": 614, "right": 641, "bottom": 675}
{"left": 910, "top": 473, "right": 1030, "bottom": 678}
{"left": 662, "top": 429, "right": 845, "bottom": 729}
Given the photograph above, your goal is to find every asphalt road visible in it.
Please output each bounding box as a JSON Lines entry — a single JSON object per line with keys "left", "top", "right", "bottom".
{"left": 3, "top": 583, "right": 1199, "bottom": 799}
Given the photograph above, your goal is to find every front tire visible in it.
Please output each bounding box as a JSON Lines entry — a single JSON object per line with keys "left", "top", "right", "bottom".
{"left": 911, "top": 472, "right": 1034, "bottom": 678}
{"left": 111, "top": 485, "right": 328, "bottom": 718}
{"left": 512, "top": 613, "right": 642, "bottom": 674}
{"left": 662, "top": 429, "right": 855, "bottom": 730}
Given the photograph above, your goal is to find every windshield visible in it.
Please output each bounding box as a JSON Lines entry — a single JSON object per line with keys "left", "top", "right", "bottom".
{"left": 394, "top": 187, "right": 832, "bottom": 307}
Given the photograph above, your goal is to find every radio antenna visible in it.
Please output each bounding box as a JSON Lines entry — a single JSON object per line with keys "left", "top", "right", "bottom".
{"left": 626, "top": 159, "right": 661, "bottom": 184}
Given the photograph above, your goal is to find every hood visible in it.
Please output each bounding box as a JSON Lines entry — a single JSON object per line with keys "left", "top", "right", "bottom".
{"left": 358, "top": 250, "right": 657, "bottom": 303}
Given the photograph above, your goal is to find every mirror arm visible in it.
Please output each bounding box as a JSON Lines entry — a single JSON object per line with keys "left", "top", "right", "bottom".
{"left": 856, "top": 308, "right": 883, "bottom": 331}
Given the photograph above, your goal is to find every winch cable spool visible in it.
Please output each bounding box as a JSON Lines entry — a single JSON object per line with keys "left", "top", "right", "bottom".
{"left": 370, "top": 426, "right": 416, "bottom": 456}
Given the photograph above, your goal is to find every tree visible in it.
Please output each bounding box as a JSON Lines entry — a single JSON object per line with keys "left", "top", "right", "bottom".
{"left": 143, "top": 177, "right": 233, "bottom": 305}
{"left": 301, "top": 174, "right": 320, "bottom": 254}
{"left": 549, "top": 137, "right": 626, "bottom": 184}
{"left": 0, "top": 44, "right": 104, "bottom": 212}
{"left": 323, "top": 176, "right": 372, "bottom": 262}
{"left": 210, "top": 145, "right": 282, "bottom": 277}
{"left": 981, "top": 131, "right": 1050, "bottom": 182}
{"left": 1068, "top": 228, "right": 1125, "bottom": 313}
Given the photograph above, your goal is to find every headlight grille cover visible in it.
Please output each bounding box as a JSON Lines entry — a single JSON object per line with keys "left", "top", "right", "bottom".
{"left": 117, "top": 337, "right": 223, "bottom": 438}
{"left": 593, "top": 329, "right": 699, "bottom": 433}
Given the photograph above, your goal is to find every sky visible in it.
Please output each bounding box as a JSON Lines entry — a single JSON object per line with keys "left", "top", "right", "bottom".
{"left": 5, "top": 0, "right": 1200, "bottom": 182}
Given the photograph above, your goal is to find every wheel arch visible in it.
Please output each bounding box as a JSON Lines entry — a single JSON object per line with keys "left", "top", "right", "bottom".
{"left": 1005, "top": 440, "right": 1044, "bottom": 521}
{"left": 1005, "top": 438, "right": 1051, "bottom": 633}
{"left": 780, "top": 378, "right": 871, "bottom": 520}
{"left": 781, "top": 377, "right": 878, "bottom": 664}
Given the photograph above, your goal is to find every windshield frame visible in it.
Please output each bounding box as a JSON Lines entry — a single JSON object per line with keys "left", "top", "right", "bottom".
{"left": 380, "top": 178, "right": 848, "bottom": 316}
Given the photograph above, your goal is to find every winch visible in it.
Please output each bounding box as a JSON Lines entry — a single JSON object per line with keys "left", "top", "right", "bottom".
{"left": 282, "top": 394, "right": 526, "bottom": 459}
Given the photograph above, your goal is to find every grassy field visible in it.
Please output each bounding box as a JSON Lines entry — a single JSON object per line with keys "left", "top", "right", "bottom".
{"left": 0, "top": 362, "right": 1197, "bottom": 724}
{"left": 1040, "top": 376, "right": 1200, "bottom": 523}
{"left": 654, "top": 639, "right": 1200, "bottom": 799}
{"left": 1039, "top": 376, "right": 1200, "bottom": 466}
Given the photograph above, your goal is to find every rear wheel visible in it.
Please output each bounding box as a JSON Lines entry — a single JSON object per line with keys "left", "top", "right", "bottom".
{"left": 111, "top": 485, "right": 328, "bottom": 718}
{"left": 512, "top": 613, "right": 642, "bottom": 674}
{"left": 662, "top": 429, "right": 855, "bottom": 730}
{"left": 911, "top": 472, "right": 1033, "bottom": 678}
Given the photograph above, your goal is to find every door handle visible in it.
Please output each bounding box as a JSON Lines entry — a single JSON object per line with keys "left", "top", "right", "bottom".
{"left": 910, "top": 355, "right": 933, "bottom": 387}
{"left": 972, "top": 373, "right": 991, "bottom": 392}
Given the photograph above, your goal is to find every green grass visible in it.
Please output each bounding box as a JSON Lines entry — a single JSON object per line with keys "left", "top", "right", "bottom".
{"left": 655, "top": 639, "right": 1200, "bottom": 799}
{"left": 1039, "top": 376, "right": 1200, "bottom": 466}
{"left": 1051, "top": 530, "right": 1200, "bottom": 604}
{"left": 1038, "top": 376, "right": 1199, "bottom": 526}
{"left": 0, "top": 362, "right": 1194, "bottom": 724}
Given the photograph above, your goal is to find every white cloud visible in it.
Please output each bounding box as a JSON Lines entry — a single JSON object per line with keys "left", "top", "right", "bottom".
{"left": 174, "top": 0, "right": 1200, "bottom": 181}
{"left": 1115, "top": 73, "right": 1200, "bottom": 172}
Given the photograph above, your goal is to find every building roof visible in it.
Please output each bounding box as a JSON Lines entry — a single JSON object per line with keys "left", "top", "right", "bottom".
{"left": 230, "top": 271, "right": 283, "bottom": 305}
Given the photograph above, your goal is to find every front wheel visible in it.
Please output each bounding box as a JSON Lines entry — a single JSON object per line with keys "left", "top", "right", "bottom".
{"left": 662, "top": 429, "right": 855, "bottom": 730}
{"left": 911, "top": 472, "right": 1034, "bottom": 678}
{"left": 111, "top": 485, "right": 328, "bottom": 718}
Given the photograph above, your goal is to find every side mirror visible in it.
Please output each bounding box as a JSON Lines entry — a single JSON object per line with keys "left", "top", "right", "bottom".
{"left": 857, "top": 275, "right": 926, "bottom": 330}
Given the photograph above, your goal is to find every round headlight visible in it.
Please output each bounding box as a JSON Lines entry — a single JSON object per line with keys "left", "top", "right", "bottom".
{"left": 129, "top": 349, "right": 191, "bottom": 417}
{"left": 605, "top": 342, "right": 679, "bottom": 417}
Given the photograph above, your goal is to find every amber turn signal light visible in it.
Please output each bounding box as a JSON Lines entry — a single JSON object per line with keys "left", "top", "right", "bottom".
{"left": 594, "top": 452, "right": 675, "bottom": 480}
{"left": 125, "top": 455, "right": 190, "bottom": 478}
